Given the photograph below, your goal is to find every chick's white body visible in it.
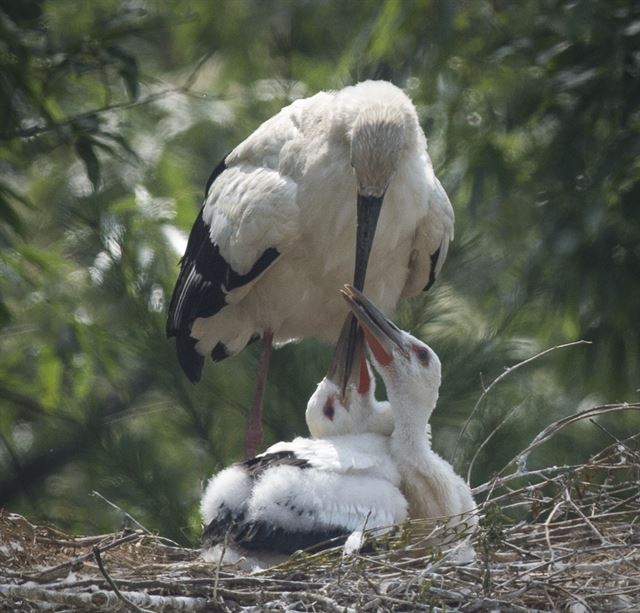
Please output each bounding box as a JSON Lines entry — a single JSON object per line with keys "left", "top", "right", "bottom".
{"left": 200, "top": 432, "right": 408, "bottom": 568}
{"left": 343, "top": 287, "right": 477, "bottom": 542}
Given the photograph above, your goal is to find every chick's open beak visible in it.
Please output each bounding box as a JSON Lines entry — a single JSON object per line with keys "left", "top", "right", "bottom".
{"left": 341, "top": 285, "right": 408, "bottom": 366}
{"left": 327, "top": 314, "right": 366, "bottom": 401}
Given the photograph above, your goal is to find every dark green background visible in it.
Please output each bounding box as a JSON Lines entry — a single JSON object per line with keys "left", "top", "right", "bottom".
{"left": 1, "top": 0, "right": 638, "bottom": 544}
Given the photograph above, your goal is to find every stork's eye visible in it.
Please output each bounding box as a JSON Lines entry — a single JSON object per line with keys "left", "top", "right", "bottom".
{"left": 414, "top": 346, "right": 430, "bottom": 366}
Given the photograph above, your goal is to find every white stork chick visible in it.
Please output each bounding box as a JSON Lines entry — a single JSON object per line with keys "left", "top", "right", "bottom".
{"left": 342, "top": 285, "right": 477, "bottom": 536}
{"left": 167, "top": 80, "right": 454, "bottom": 457}
{"left": 200, "top": 320, "right": 405, "bottom": 567}
{"left": 200, "top": 430, "right": 407, "bottom": 568}
{"left": 306, "top": 316, "right": 393, "bottom": 439}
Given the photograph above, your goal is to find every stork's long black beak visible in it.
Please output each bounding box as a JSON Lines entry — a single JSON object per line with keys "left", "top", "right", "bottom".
{"left": 354, "top": 193, "right": 384, "bottom": 291}
{"left": 327, "top": 314, "right": 365, "bottom": 400}
{"left": 341, "top": 285, "right": 408, "bottom": 366}
{"left": 346, "top": 193, "right": 384, "bottom": 385}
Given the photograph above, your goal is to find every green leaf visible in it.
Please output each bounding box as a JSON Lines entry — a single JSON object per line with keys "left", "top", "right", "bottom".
{"left": 75, "top": 136, "right": 101, "bottom": 190}
{"left": 0, "top": 191, "right": 25, "bottom": 237}
{"left": 0, "top": 299, "right": 10, "bottom": 327}
{"left": 107, "top": 45, "right": 140, "bottom": 100}
{"left": 0, "top": 182, "right": 33, "bottom": 239}
{"left": 37, "top": 345, "right": 63, "bottom": 411}
{"left": 102, "top": 132, "right": 139, "bottom": 162}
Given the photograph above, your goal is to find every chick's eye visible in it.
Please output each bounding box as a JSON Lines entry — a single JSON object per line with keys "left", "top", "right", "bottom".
{"left": 323, "top": 403, "right": 335, "bottom": 421}
{"left": 415, "top": 347, "right": 430, "bottom": 366}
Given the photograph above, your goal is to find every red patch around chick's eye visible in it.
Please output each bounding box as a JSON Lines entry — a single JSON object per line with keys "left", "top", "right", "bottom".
{"left": 363, "top": 328, "right": 393, "bottom": 366}
{"left": 357, "top": 355, "right": 371, "bottom": 394}
{"left": 323, "top": 397, "right": 335, "bottom": 421}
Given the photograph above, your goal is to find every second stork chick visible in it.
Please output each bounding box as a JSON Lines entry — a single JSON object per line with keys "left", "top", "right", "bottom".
{"left": 342, "top": 285, "right": 477, "bottom": 540}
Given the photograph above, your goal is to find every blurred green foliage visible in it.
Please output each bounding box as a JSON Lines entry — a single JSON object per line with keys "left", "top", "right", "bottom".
{"left": 1, "top": 0, "right": 638, "bottom": 544}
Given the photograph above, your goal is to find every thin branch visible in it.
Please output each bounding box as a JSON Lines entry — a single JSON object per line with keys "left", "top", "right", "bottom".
{"left": 589, "top": 418, "right": 640, "bottom": 461}
{"left": 512, "top": 402, "right": 640, "bottom": 473}
{"left": 454, "top": 340, "right": 591, "bottom": 464}
{"left": 182, "top": 51, "right": 215, "bottom": 90}
{"left": 1, "top": 89, "right": 174, "bottom": 140}
{"left": 93, "top": 546, "right": 154, "bottom": 613}
{"left": 212, "top": 526, "right": 231, "bottom": 599}
{"left": 466, "top": 399, "right": 526, "bottom": 484}
{"left": 91, "top": 490, "right": 151, "bottom": 534}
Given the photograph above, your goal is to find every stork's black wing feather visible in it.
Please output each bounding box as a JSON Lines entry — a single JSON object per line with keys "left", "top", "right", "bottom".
{"left": 166, "top": 209, "right": 280, "bottom": 334}
{"left": 423, "top": 246, "right": 442, "bottom": 292}
{"left": 166, "top": 156, "right": 280, "bottom": 382}
{"left": 204, "top": 156, "right": 227, "bottom": 199}
{"left": 202, "top": 510, "right": 349, "bottom": 555}
{"left": 243, "top": 450, "right": 312, "bottom": 479}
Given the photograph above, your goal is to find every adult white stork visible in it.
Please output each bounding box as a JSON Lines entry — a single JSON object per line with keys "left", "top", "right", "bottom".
{"left": 200, "top": 322, "right": 407, "bottom": 567}
{"left": 342, "top": 285, "right": 477, "bottom": 531}
{"left": 167, "top": 80, "right": 454, "bottom": 457}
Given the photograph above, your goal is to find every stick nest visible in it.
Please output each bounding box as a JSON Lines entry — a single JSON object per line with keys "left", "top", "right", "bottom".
{"left": 2, "top": 402, "right": 639, "bottom": 612}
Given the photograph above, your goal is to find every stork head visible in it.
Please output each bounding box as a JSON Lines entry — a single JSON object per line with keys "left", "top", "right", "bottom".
{"left": 306, "top": 315, "right": 391, "bottom": 438}
{"left": 350, "top": 103, "right": 416, "bottom": 291}
{"left": 341, "top": 284, "right": 441, "bottom": 420}
{"left": 351, "top": 104, "right": 413, "bottom": 198}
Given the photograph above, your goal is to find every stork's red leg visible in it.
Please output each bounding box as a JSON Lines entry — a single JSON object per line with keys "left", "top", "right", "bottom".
{"left": 244, "top": 330, "right": 273, "bottom": 459}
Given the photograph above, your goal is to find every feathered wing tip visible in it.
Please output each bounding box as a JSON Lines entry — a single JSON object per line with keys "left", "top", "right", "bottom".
{"left": 165, "top": 189, "right": 280, "bottom": 382}
{"left": 203, "top": 514, "right": 350, "bottom": 555}
{"left": 175, "top": 333, "right": 204, "bottom": 383}
{"left": 165, "top": 208, "right": 214, "bottom": 337}
{"left": 423, "top": 246, "right": 441, "bottom": 292}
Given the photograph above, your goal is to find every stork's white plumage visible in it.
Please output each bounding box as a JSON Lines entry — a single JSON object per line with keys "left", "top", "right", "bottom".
{"left": 167, "top": 80, "right": 454, "bottom": 456}
{"left": 342, "top": 286, "right": 477, "bottom": 534}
